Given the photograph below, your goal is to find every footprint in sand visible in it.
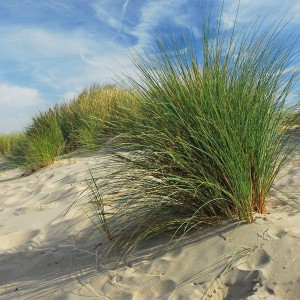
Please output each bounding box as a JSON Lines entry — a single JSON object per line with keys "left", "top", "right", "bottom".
{"left": 274, "top": 230, "right": 288, "bottom": 238}
{"left": 12, "top": 204, "right": 56, "bottom": 216}
{"left": 134, "top": 279, "right": 176, "bottom": 300}
{"left": 13, "top": 206, "right": 44, "bottom": 216}
{"left": 268, "top": 227, "right": 300, "bottom": 240}
{"left": 221, "top": 269, "right": 263, "bottom": 300}
{"left": 216, "top": 247, "right": 273, "bottom": 299}
{"left": 0, "top": 229, "right": 40, "bottom": 252}
{"left": 237, "top": 247, "right": 270, "bottom": 271}
{"left": 102, "top": 265, "right": 176, "bottom": 300}
{"left": 103, "top": 276, "right": 176, "bottom": 300}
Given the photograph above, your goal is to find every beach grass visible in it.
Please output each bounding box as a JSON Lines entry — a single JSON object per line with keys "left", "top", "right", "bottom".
{"left": 6, "top": 84, "right": 134, "bottom": 173}
{"left": 8, "top": 117, "right": 65, "bottom": 173}
{"left": 59, "top": 84, "right": 135, "bottom": 151}
{"left": 284, "top": 108, "right": 300, "bottom": 127}
{"left": 2, "top": 3, "right": 299, "bottom": 257}
{"left": 0, "top": 132, "right": 25, "bottom": 157}
{"left": 85, "top": 10, "right": 299, "bottom": 255}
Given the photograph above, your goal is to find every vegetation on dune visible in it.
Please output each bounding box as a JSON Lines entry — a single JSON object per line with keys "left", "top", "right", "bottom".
{"left": 85, "top": 12, "right": 299, "bottom": 255}
{"left": 8, "top": 117, "right": 65, "bottom": 173}
{"left": 283, "top": 108, "right": 300, "bottom": 127}
{"left": 58, "top": 84, "right": 135, "bottom": 151}
{"left": 1, "top": 3, "right": 299, "bottom": 257}
{"left": 5, "top": 84, "right": 134, "bottom": 173}
{"left": 0, "top": 133, "right": 25, "bottom": 157}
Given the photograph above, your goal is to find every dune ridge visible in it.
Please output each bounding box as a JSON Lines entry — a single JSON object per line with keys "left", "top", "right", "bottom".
{"left": 0, "top": 147, "right": 299, "bottom": 299}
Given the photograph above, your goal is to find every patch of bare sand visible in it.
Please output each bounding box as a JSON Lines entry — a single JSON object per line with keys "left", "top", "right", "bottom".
{"left": 0, "top": 147, "right": 299, "bottom": 300}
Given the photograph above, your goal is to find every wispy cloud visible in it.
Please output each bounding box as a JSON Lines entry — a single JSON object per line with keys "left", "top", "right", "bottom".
{"left": 0, "top": 83, "right": 45, "bottom": 132}
{"left": 0, "top": 25, "right": 133, "bottom": 93}
{"left": 113, "top": 0, "right": 131, "bottom": 37}
{"left": 131, "top": 0, "right": 190, "bottom": 48}
{"left": 222, "top": 0, "right": 300, "bottom": 28}
{"left": 0, "top": 0, "right": 299, "bottom": 132}
{"left": 0, "top": 83, "right": 42, "bottom": 108}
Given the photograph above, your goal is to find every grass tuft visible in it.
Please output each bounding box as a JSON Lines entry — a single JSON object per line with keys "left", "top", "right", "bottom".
{"left": 86, "top": 8, "right": 299, "bottom": 255}
{"left": 0, "top": 132, "right": 24, "bottom": 157}
{"left": 2, "top": 2, "right": 299, "bottom": 260}
{"left": 6, "top": 84, "right": 134, "bottom": 172}
{"left": 8, "top": 117, "right": 65, "bottom": 173}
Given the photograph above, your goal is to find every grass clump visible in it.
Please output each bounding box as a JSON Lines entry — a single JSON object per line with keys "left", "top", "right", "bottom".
{"left": 87, "top": 9, "right": 299, "bottom": 254}
{"left": 283, "top": 108, "right": 300, "bottom": 127}
{"left": 59, "top": 84, "right": 134, "bottom": 151}
{"left": 8, "top": 117, "right": 65, "bottom": 173}
{"left": 0, "top": 132, "right": 24, "bottom": 157}
{"left": 7, "top": 84, "right": 134, "bottom": 173}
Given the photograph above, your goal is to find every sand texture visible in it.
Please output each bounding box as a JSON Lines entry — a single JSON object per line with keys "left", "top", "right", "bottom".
{"left": 0, "top": 147, "right": 299, "bottom": 300}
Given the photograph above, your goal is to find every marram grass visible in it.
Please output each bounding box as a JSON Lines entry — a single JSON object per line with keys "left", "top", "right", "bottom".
{"left": 2, "top": 4, "right": 299, "bottom": 258}
{"left": 7, "top": 84, "right": 135, "bottom": 173}
{"left": 8, "top": 118, "right": 65, "bottom": 173}
{"left": 86, "top": 11, "right": 299, "bottom": 256}
{"left": 0, "top": 132, "right": 24, "bottom": 157}
{"left": 57, "top": 84, "right": 135, "bottom": 151}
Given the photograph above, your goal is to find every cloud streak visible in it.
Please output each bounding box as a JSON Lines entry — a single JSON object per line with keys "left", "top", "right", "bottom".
{"left": 222, "top": 0, "right": 300, "bottom": 28}
{"left": 0, "top": 0, "right": 299, "bottom": 133}
{"left": 0, "top": 83, "right": 45, "bottom": 133}
{"left": 0, "top": 83, "right": 42, "bottom": 108}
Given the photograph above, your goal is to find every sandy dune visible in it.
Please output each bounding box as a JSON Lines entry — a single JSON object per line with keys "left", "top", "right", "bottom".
{"left": 0, "top": 146, "right": 299, "bottom": 299}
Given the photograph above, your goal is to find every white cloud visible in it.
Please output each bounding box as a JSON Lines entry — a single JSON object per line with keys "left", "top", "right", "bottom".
{"left": 0, "top": 83, "right": 45, "bottom": 133}
{"left": 222, "top": 0, "right": 300, "bottom": 28}
{"left": 4, "top": 0, "right": 197, "bottom": 93}
{"left": 1, "top": 0, "right": 299, "bottom": 133}
{"left": 0, "top": 111, "right": 34, "bottom": 133}
{"left": 62, "top": 91, "right": 78, "bottom": 102}
{"left": 0, "top": 83, "right": 43, "bottom": 108}
{"left": 132, "top": 0, "right": 189, "bottom": 48}
{"left": 0, "top": 24, "right": 135, "bottom": 95}
{"left": 7, "top": 27, "right": 87, "bottom": 58}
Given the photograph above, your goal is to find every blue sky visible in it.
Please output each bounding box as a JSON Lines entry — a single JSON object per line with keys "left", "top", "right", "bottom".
{"left": 0, "top": 0, "right": 299, "bottom": 133}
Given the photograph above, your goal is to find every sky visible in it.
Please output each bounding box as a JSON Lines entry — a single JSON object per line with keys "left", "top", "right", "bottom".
{"left": 0, "top": 0, "right": 300, "bottom": 133}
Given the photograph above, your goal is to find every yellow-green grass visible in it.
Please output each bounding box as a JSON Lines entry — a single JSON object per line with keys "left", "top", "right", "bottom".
{"left": 8, "top": 118, "right": 65, "bottom": 173}
{"left": 0, "top": 132, "right": 25, "bottom": 157}
{"left": 58, "top": 84, "right": 136, "bottom": 151}
{"left": 85, "top": 12, "right": 300, "bottom": 256}
{"left": 2, "top": 4, "right": 299, "bottom": 259}
{"left": 284, "top": 109, "right": 300, "bottom": 127}
{"left": 7, "top": 84, "right": 136, "bottom": 173}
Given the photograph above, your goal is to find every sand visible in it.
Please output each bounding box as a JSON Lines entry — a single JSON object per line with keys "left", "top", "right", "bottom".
{"left": 0, "top": 147, "right": 299, "bottom": 299}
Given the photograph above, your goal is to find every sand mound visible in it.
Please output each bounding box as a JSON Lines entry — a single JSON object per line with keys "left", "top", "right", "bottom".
{"left": 0, "top": 148, "right": 299, "bottom": 299}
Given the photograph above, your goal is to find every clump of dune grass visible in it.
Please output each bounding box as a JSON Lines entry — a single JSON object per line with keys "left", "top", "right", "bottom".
{"left": 87, "top": 8, "right": 299, "bottom": 255}
{"left": 8, "top": 117, "right": 65, "bottom": 173}
{"left": 7, "top": 84, "right": 135, "bottom": 173}
{"left": 283, "top": 107, "right": 300, "bottom": 127}
{"left": 60, "top": 84, "right": 135, "bottom": 151}
{"left": 0, "top": 132, "right": 24, "bottom": 157}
